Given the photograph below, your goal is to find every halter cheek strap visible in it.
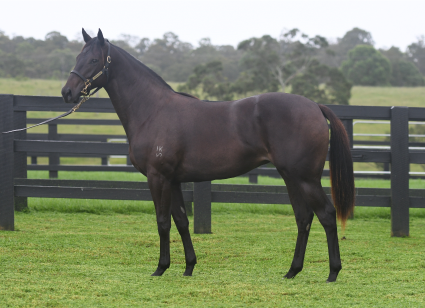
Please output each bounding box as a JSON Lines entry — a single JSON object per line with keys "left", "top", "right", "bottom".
{"left": 71, "top": 40, "right": 111, "bottom": 96}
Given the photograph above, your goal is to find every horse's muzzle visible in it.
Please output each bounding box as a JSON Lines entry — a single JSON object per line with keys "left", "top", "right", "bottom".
{"left": 61, "top": 86, "right": 77, "bottom": 104}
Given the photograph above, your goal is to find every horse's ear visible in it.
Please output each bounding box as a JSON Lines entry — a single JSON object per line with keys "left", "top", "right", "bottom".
{"left": 97, "top": 29, "right": 105, "bottom": 46}
{"left": 82, "top": 28, "right": 91, "bottom": 43}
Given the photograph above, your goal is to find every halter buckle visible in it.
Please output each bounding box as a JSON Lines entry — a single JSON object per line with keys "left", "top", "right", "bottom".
{"left": 81, "top": 80, "right": 91, "bottom": 95}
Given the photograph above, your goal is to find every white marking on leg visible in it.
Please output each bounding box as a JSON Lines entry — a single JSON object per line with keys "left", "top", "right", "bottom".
{"left": 180, "top": 206, "right": 185, "bottom": 213}
{"left": 306, "top": 224, "right": 310, "bottom": 231}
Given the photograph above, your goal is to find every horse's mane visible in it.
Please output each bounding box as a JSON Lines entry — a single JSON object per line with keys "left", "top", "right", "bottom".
{"left": 98, "top": 38, "right": 199, "bottom": 100}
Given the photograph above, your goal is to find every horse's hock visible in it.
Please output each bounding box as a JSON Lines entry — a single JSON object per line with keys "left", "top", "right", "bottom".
{"left": 1, "top": 95, "right": 425, "bottom": 236}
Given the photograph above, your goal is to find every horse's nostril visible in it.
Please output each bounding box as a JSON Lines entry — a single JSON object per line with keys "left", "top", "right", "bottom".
{"left": 61, "top": 87, "right": 73, "bottom": 103}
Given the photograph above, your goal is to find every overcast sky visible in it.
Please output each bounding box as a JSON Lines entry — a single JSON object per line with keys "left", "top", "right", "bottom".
{"left": 2, "top": 0, "right": 424, "bottom": 50}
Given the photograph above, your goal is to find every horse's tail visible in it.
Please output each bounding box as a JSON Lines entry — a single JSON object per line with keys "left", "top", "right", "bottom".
{"left": 318, "top": 104, "right": 355, "bottom": 229}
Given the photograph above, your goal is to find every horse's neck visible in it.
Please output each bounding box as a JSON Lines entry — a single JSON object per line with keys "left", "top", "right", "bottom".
{"left": 104, "top": 48, "right": 173, "bottom": 141}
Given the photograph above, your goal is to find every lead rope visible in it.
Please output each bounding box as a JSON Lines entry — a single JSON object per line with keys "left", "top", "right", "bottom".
{"left": 2, "top": 86, "right": 96, "bottom": 134}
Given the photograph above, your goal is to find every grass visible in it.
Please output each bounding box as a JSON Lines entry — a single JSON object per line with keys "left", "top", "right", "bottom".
{"left": 1, "top": 208, "right": 424, "bottom": 307}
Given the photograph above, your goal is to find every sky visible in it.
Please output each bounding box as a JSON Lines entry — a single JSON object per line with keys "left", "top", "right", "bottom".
{"left": 2, "top": 0, "right": 424, "bottom": 50}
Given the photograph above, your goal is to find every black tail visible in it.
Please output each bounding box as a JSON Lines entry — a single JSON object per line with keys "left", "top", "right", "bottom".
{"left": 319, "top": 105, "right": 355, "bottom": 228}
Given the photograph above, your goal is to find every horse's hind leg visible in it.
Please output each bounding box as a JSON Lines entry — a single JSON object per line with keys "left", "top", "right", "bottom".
{"left": 283, "top": 179, "right": 315, "bottom": 279}
{"left": 284, "top": 178, "right": 342, "bottom": 282}
{"left": 313, "top": 189, "right": 342, "bottom": 282}
{"left": 171, "top": 183, "right": 197, "bottom": 276}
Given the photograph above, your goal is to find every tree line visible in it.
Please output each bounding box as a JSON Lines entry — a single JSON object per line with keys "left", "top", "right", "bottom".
{"left": 0, "top": 28, "right": 424, "bottom": 104}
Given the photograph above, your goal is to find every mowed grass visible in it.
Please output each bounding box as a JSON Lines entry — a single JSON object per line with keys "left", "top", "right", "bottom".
{"left": 2, "top": 200, "right": 425, "bottom": 307}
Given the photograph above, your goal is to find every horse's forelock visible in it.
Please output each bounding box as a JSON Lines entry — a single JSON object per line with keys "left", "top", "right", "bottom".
{"left": 81, "top": 37, "right": 99, "bottom": 54}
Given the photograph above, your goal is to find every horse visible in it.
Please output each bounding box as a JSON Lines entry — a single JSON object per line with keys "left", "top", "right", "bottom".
{"left": 61, "top": 29, "right": 355, "bottom": 282}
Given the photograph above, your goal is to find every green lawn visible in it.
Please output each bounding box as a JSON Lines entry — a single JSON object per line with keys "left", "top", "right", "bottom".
{"left": 1, "top": 208, "right": 424, "bottom": 307}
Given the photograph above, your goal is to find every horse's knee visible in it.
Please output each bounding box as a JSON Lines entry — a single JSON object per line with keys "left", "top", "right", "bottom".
{"left": 157, "top": 221, "right": 171, "bottom": 237}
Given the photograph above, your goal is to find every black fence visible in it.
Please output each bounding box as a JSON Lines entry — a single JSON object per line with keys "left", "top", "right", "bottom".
{"left": 25, "top": 120, "right": 425, "bottom": 181}
{"left": 1, "top": 94, "right": 425, "bottom": 237}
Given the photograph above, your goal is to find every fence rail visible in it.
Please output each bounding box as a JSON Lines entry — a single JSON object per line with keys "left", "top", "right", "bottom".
{"left": 1, "top": 95, "right": 424, "bottom": 237}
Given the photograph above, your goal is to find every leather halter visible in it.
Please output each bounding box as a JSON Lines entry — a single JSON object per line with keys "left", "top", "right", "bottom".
{"left": 71, "top": 39, "right": 111, "bottom": 96}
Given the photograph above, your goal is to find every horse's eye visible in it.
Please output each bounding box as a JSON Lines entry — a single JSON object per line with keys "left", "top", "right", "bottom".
{"left": 90, "top": 59, "right": 98, "bottom": 64}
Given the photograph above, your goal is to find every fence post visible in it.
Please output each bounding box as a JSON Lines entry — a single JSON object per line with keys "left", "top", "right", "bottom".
{"left": 13, "top": 109, "right": 28, "bottom": 211}
{"left": 390, "top": 106, "right": 409, "bottom": 237}
{"left": 249, "top": 172, "right": 258, "bottom": 184}
{"left": 342, "top": 119, "right": 354, "bottom": 219}
{"left": 48, "top": 123, "right": 59, "bottom": 178}
{"left": 193, "top": 181, "right": 211, "bottom": 234}
{"left": 0, "top": 95, "right": 15, "bottom": 230}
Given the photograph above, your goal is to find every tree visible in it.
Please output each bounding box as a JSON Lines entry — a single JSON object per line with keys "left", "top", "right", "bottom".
{"left": 381, "top": 47, "right": 424, "bottom": 86}
{"left": 337, "top": 28, "right": 374, "bottom": 55}
{"left": 407, "top": 36, "right": 425, "bottom": 76}
{"left": 318, "top": 27, "right": 374, "bottom": 67}
{"left": 177, "top": 60, "right": 234, "bottom": 101}
{"left": 45, "top": 31, "right": 69, "bottom": 49}
{"left": 140, "top": 32, "right": 193, "bottom": 81}
{"left": 341, "top": 45, "right": 391, "bottom": 86}
{"left": 291, "top": 60, "right": 352, "bottom": 105}
{"left": 236, "top": 29, "right": 329, "bottom": 93}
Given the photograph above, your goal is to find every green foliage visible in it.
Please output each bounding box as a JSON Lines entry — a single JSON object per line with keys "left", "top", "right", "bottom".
{"left": 236, "top": 35, "right": 281, "bottom": 93}
{"left": 0, "top": 31, "right": 83, "bottom": 79}
{"left": 177, "top": 60, "right": 234, "bottom": 100}
{"left": 407, "top": 35, "right": 425, "bottom": 76}
{"left": 138, "top": 33, "right": 242, "bottom": 82}
{"left": 341, "top": 45, "right": 391, "bottom": 86}
{"left": 235, "top": 30, "right": 329, "bottom": 93}
{"left": 380, "top": 47, "right": 425, "bottom": 86}
{"left": 391, "top": 60, "right": 424, "bottom": 86}
{"left": 318, "top": 27, "right": 374, "bottom": 68}
{"left": 291, "top": 60, "right": 352, "bottom": 105}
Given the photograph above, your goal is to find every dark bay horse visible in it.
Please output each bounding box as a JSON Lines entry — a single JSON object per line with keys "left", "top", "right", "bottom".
{"left": 62, "top": 29, "right": 355, "bottom": 282}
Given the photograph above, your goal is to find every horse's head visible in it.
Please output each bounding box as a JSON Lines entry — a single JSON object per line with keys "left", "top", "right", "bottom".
{"left": 61, "top": 28, "right": 110, "bottom": 104}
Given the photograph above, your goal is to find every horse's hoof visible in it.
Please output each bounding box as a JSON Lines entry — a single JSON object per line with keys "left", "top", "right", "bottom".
{"left": 183, "top": 265, "right": 195, "bottom": 276}
{"left": 326, "top": 271, "right": 339, "bottom": 282}
{"left": 151, "top": 267, "right": 167, "bottom": 276}
{"left": 283, "top": 268, "right": 301, "bottom": 279}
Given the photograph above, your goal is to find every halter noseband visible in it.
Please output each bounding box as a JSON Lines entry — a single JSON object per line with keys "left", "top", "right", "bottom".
{"left": 70, "top": 40, "right": 111, "bottom": 96}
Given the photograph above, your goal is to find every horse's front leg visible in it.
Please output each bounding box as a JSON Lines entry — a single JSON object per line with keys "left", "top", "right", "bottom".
{"left": 171, "top": 182, "right": 197, "bottom": 276}
{"left": 148, "top": 173, "right": 172, "bottom": 276}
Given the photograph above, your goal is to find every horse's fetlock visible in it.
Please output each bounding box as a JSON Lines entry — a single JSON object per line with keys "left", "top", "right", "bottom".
{"left": 186, "top": 256, "right": 197, "bottom": 266}
{"left": 158, "top": 261, "right": 170, "bottom": 270}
